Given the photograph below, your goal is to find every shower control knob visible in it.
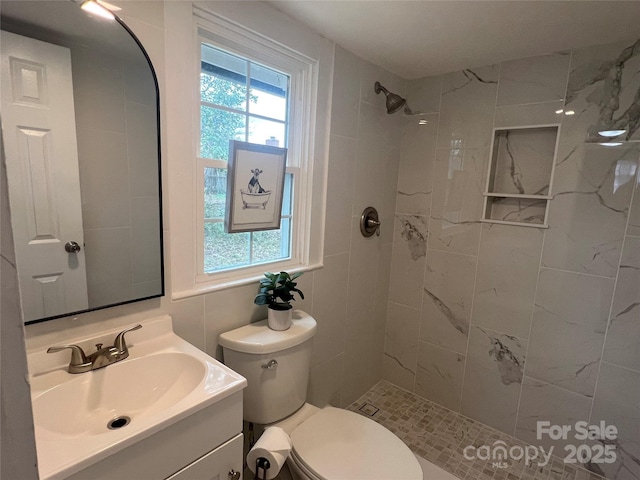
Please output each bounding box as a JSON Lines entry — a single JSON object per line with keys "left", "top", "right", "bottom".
{"left": 360, "top": 207, "right": 381, "bottom": 237}
{"left": 65, "top": 241, "right": 82, "bottom": 253}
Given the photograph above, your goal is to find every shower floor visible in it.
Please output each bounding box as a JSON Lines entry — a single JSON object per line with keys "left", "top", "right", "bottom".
{"left": 347, "top": 380, "right": 605, "bottom": 480}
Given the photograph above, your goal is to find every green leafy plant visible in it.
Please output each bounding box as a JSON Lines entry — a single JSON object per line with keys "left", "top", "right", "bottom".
{"left": 254, "top": 271, "right": 304, "bottom": 310}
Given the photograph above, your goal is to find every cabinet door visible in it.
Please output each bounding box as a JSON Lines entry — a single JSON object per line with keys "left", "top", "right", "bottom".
{"left": 167, "top": 434, "right": 243, "bottom": 480}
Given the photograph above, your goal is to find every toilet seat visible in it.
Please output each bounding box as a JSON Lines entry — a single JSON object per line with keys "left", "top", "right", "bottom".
{"left": 289, "top": 407, "right": 422, "bottom": 480}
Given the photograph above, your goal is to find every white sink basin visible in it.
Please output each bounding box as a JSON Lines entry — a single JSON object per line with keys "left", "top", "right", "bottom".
{"left": 27, "top": 315, "right": 247, "bottom": 480}
{"left": 33, "top": 352, "right": 205, "bottom": 436}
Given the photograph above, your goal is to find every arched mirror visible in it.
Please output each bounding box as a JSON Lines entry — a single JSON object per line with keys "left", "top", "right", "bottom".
{"left": 0, "top": 0, "right": 163, "bottom": 324}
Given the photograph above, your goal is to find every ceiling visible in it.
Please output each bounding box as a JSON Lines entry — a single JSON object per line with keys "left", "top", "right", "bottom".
{"left": 268, "top": 1, "right": 640, "bottom": 79}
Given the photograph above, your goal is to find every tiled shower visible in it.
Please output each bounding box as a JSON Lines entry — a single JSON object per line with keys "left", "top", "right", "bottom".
{"left": 382, "top": 38, "right": 640, "bottom": 480}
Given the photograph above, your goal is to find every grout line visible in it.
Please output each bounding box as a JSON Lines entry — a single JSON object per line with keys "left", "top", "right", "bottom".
{"left": 426, "top": 245, "right": 481, "bottom": 259}
{"left": 514, "top": 47, "right": 575, "bottom": 437}
{"left": 458, "top": 62, "right": 501, "bottom": 416}
{"left": 588, "top": 157, "right": 639, "bottom": 422}
{"left": 417, "top": 338, "right": 466, "bottom": 358}
{"left": 339, "top": 71, "right": 362, "bottom": 402}
{"left": 514, "top": 164, "right": 554, "bottom": 438}
{"left": 538, "top": 264, "right": 617, "bottom": 281}
{"left": 323, "top": 250, "right": 351, "bottom": 259}
{"left": 519, "top": 372, "right": 595, "bottom": 399}
{"left": 413, "top": 74, "right": 444, "bottom": 394}
{"left": 600, "top": 359, "right": 640, "bottom": 375}
{"left": 496, "top": 99, "right": 567, "bottom": 109}
{"left": 329, "top": 132, "right": 359, "bottom": 141}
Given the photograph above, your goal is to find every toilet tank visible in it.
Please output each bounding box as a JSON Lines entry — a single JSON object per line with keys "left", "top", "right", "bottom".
{"left": 219, "top": 311, "right": 317, "bottom": 424}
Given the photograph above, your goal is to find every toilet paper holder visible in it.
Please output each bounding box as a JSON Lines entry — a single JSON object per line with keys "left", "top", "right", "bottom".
{"left": 254, "top": 457, "right": 270, "bottom": 480}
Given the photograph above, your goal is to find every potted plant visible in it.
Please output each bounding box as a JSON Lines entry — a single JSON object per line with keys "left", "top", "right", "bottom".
{"left": 254, "top": 271, "right": 304, "bottom": 330}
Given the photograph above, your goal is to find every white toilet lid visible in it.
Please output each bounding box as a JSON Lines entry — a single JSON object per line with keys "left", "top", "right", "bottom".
{"left": 290, "top": 407, "right": 422, "bottom": 480}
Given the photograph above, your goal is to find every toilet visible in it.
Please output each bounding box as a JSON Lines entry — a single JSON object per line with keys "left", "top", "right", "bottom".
{"left": 219, "top": 310, "right": 423, "bottom": 480}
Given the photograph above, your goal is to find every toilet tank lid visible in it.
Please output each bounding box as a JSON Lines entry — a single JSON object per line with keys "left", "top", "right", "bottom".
{"left": 219, "top": 310, "right": 317, "bottom": 354}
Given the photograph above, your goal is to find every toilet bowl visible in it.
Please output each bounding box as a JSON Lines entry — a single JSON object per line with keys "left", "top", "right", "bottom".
{"left": 285, "top": 405, "right": 422, "bottom": 480}
{"left": 219, "top": 311, "right": 422, "bottom": 480}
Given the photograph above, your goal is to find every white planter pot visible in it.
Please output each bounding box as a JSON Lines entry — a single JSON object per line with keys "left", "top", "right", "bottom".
{"left": 267, "top": 307, "right": 292, "bottom": 331}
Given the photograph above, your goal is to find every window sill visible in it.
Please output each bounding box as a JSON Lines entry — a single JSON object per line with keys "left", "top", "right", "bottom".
{"left": 171, "top": 262, "right": 323, "bottom": 301}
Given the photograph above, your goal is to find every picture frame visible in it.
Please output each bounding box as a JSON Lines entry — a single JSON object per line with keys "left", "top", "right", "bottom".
{"left": 224, "top": 140, "right": 288, "bottom": 233}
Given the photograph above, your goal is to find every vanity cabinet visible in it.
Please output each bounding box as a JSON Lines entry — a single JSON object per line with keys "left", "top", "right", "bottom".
{"left": 65, "top": 392, "right": 244, "bottom": 480}
{"left": 167, "top": 434, "right": 243, "bottom": 480}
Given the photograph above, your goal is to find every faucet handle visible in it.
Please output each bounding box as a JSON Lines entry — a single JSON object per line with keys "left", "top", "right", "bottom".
{"left": 47, "top": 345, "right": 91, "bottom": 373}
{"left": 113, "top": 324, "right": 142, "bottom": 357}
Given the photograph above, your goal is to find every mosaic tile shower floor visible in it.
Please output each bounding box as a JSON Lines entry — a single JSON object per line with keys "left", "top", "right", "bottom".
{"left": 347, "top": 381, "right": 605, "bottom": 480}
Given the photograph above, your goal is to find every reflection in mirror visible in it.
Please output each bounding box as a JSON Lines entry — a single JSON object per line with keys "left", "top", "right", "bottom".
{"left": 0, "top": 1, "right": 163, "bottom": 324}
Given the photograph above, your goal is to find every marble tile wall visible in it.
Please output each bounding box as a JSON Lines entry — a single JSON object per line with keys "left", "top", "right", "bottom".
{"left": 384, "top": 38, "right": 640, "bottom": 480}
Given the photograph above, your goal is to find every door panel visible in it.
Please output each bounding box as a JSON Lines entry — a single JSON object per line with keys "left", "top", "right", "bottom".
{"left": 1, "top": 31, "right": 88, "bottom": 321}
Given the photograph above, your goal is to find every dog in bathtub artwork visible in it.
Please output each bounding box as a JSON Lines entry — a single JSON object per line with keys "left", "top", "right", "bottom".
{"left": 241, "top": 168, "right": 272, "bottom": 210}
{"left": 225, "top": 141, "right": 287, "bottom": 233}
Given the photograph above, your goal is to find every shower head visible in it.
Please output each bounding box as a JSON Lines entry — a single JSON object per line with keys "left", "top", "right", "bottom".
{"left": 374, "top": 81, "right": 407, "bottom": 115}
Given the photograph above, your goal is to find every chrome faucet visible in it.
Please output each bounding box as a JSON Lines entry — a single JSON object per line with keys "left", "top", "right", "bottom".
{"left": 47, "top": 324, "right": 142, "bottom": 374}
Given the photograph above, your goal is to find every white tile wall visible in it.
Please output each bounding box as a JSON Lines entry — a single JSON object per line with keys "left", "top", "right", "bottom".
{"left": 384, "top": 43, "right": 640, "bottom": 480}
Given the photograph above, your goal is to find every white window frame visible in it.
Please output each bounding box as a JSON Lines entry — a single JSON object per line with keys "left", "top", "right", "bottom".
{"left": 197, "top": 44, "right": 296, "bottom": 276}
{"left": 167, "top": 3, "right": 329, "bottom": 300}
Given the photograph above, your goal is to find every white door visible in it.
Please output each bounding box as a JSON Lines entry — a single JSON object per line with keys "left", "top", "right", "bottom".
{"left": 1, "top": 31, "right": 88, "bottom": 322}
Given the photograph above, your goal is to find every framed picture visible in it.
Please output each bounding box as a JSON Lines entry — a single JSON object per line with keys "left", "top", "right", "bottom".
{"left": 225, "top": 140, "right": 288, "bottom": 233}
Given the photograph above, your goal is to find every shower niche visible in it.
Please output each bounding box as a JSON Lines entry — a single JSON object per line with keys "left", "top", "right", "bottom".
{"left": 482, "top": 125, "right": 559, "bottom": 228}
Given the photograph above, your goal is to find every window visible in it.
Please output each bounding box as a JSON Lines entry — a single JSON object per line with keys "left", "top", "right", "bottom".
{"left": 168, "top": 4, "right": 330, "bottom": 299}
{"left": 191, "top": 12, "right": 322, "bottom": 291}
{"left": 199, "top": 44, "right": 293, "bottom": 273}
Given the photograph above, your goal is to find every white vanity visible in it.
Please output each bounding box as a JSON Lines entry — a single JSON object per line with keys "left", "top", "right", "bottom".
{"left": 27, "top": 315, "right": 247, "bottom": 480}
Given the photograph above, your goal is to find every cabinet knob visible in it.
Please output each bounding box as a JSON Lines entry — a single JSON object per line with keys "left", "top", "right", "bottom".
{"left": 228, "top": 469, "right": 241, "bottom": 480}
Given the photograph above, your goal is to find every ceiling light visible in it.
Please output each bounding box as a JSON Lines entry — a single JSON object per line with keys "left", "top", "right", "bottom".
{"left": 599, "top": 142, "right": 623, "bottom": 147}
{"left": 418, "top": 119, "right": 428, "bottom": 125}
{"left": 564, "top": 110, "right": 575, "bottom": 116}
{"left": 96, "top": 0, "right": 121, "bottom": 11}
{"left": 555, "top": 109, "right": 564, "bottom": 114}
{"left": 81, "top": 0, "right": 115, "bottom": 20}
{"left": 598, "top": 129, "right": 627, "bottom": 138}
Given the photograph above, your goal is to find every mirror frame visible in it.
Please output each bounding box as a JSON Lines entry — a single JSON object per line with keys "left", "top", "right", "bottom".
{"left": 19, "top": 10, "right": 164, "bottom": 325}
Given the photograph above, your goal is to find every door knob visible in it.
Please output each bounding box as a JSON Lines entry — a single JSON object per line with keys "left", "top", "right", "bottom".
{"left": 64, "top": 241, "right": 81, "bottom": 253}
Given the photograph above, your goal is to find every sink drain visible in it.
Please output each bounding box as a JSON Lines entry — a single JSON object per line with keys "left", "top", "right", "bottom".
{"left": 107, "top": 416, "right": 131, "bottom": 430}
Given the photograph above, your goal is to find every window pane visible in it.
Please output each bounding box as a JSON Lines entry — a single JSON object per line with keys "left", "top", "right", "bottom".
{"left": 204, "top": 222, "right": 250, "bottom": 272}
{"left": 249, "top": 88, "right": 287, "bottom": 122}
{"left": 204, "top": 167, "right": 227, "bottom": 219}
{"left": 252, "top": 218, "right": 291, "bottom": 263}
{"left": 201, "top": 45, "right": 247, "bottom": 110}
{"left": 249, "top": 64, "right": 288, "bottom": 121}
{"left": 248, "top": 117, "right": 285, "bottom": 147}
{"left": 249, "top": 63, "right": 289, "bottom": 124}
{"left": 200, "top": 106, "right": 246, "bottom": 160}
{"left": 200, "top": 72, "right": 247, "bottom": 111}
{"left": 282, "top": 173, "right": 293, "bottom": 216}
